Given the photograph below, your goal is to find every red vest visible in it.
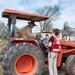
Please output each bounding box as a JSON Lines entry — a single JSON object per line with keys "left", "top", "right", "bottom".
{"left": 52, "top": 36, "right": 60, "bottom": 52}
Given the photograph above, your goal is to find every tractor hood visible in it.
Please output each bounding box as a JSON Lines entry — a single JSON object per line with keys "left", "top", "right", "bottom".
{"left": 2, "top": 9, "right": 49, "bottom": 21}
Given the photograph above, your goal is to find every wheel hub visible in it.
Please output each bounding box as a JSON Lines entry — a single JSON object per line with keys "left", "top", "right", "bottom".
{"left": 22, "top": 61, "right": 26, "bottom": 66}
{"left": 15, "top": 54, "right": 38, "bottom": 75}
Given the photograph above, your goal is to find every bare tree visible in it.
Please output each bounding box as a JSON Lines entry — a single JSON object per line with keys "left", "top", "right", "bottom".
{"left": 0, "top": 21, "right": 19, "bottom": 39}
{"left": 0, "top": 21, "right": 7, "bottom": 39}
{"left": 62, "top": 21, "right": 74, "bottom": 40}
{"left": 36, "top": 5, "right": 60, "bottom": 32}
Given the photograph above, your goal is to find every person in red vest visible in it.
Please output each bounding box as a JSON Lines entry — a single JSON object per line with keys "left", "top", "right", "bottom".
{"left": 46, "top": 29, "right": 60, "bottom": 75}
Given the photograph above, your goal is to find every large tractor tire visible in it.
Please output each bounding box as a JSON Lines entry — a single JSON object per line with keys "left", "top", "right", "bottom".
{"left": 65, "top": 55, "right": 75, "bottom": 75}
{"left": 2, "top": 43, "right": 45, "bottom": 75}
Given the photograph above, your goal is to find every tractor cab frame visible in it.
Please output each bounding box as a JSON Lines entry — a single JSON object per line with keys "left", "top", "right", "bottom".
{"left": 2, "top": 9, "right": 49, "bottom": 40}
{"left": 2, "top": 9, "right": 49, "bottom": 50}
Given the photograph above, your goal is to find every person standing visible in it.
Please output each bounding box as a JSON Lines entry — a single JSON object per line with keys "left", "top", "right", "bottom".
{"left": 46, "top": 29, "right": 60, "bottom": 75}
{"left": 43, "top": 34, "right": 49, "bottom": 46}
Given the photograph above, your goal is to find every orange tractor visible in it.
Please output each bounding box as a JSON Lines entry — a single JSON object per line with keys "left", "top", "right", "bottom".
{"left": 0, "top": 9, "right": 49, "bottom": 75}
{"left": 0, "top": 9, "right": 75, "bottom": 75}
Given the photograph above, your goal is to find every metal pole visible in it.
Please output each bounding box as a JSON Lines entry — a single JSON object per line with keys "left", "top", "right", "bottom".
{"left": 11, "top": 14, "right": 16, "bottom": 37}
{"left": 8, "top": 18, "right": 11, "bottom": 41}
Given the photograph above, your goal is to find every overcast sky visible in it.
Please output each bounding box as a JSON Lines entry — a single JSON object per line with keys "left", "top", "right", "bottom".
{"left": 0, "top": 0, "right": 75, "bottom": 33}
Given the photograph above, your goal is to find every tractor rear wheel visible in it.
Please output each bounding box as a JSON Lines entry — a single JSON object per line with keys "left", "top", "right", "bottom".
{"left": 65, "top": 55, "right": 75, "bottom": 75}
{"left": 2, "top": 43, "right": 45, "bottom": 75}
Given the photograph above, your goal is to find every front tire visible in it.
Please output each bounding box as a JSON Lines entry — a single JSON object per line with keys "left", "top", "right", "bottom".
{"left": 2, "top": 43, "right": 45, "bottom": 75}
{"left": 65, "top": 55, "right": 75, "bottom": 75}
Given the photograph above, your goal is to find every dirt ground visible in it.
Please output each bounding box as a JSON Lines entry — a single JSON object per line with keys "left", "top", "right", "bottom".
{"left": 0, "top": 40, "right": 66, "bottom": 75}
